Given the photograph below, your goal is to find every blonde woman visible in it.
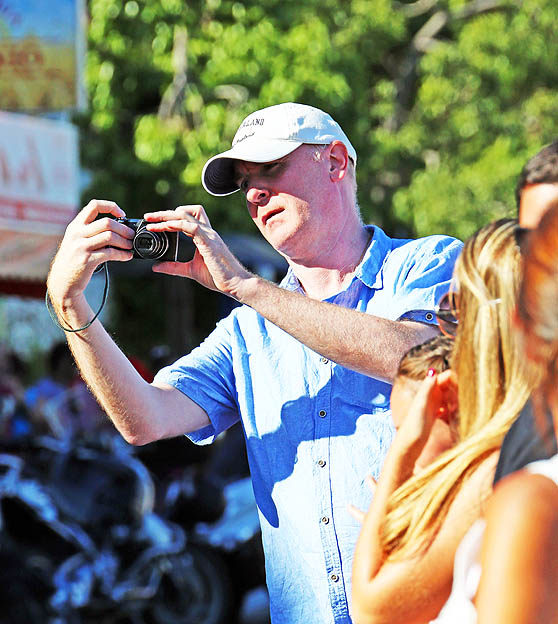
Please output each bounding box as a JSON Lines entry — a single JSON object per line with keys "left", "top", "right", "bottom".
{"left": 351, "top": 219, "right": 536, "bottom": 624}
{"left": 436, "top": 204, "right": 558, "bottom": 624}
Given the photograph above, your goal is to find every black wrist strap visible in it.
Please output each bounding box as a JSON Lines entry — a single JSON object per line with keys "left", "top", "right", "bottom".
{"left": 45, "top": 263, "right": 110, "bottom": 333}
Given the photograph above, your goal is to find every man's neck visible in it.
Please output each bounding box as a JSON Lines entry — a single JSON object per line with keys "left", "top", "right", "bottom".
{"left": 288, "top": 225, "right": 372, "bottom": 300}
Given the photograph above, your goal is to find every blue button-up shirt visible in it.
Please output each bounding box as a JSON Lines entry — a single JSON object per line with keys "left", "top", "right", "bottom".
{"left": 155, "top": 226, "right": 462, "bottom": 623}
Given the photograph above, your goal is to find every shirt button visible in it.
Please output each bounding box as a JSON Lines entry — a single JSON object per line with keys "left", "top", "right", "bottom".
{"left": 320, "top": 357, "right": 329, "bottom": 364}
{"left": 317, "top": 459, "right": 326, "bottom": 467}
{"left": 321, "top": 516, "right": 330, "bottom": 524}
{"left": 425, "top": 312, "right": 434, "bottom": 321}
{"left": 319, "top": 410, "right": 327, "bottom": 418}
{"left": 330, "top": 573, "right": 339, "bottom": 582}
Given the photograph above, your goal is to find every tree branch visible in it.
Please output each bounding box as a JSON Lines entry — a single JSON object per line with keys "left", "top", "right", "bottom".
{"left": 158, "top": 26, "right": 188, "bottom": 120}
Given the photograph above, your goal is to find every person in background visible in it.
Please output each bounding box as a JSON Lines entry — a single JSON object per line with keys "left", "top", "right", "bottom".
{"left": 352, "top": 219, "right": 535, "bottom": 624}
{"left": 24, "top": 342, "right": 76, "bottom": 413}
{"left": 515, "top": 139, "right": 558, "bottom": 229}
{"left": 494, "top": 140, "right": 558, "bottom": 484}
{"left": 435, "top": 203, "right": 558, "bottom": 624}
{"left": 389, "top": 334, "right": 456, "bottom": 474}
{"left": 25, "top": 342, "right": 106, "bottom": 440}
{"left": 0, "top": 344, "right": 33, "bottom": 439}
{"left": 46, "top": 102, "right": 461, "bottom": 623}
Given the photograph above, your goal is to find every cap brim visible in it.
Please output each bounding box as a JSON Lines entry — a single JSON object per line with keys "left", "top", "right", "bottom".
{"left": 202, "top": 139, "right": 303, "bottom": 196}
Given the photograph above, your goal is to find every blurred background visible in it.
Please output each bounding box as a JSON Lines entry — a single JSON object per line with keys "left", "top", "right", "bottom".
{"left": 0, "top": 0, "right": 557, "bottom": 621}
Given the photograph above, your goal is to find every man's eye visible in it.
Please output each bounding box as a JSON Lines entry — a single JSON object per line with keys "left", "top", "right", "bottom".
{"left": 262, "top": 163, "right": 280, "bottom": 174}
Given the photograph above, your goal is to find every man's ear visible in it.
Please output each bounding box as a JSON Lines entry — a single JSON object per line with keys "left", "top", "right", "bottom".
{"left": 435, "top": 369, "right": 458, "bottom": 424}
{"left": 327, "top": 141, "right": 349, "bottom": 181}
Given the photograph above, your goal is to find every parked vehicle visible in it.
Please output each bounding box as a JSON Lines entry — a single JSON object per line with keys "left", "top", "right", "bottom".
{"left": 0, "top": 435, "right": 242, "bottom": 623}
{"left": 138, "top": 426, "right": 268, "bottom": 623}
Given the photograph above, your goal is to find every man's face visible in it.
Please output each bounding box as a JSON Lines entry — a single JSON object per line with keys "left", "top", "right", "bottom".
{"left": 519, "top": 183, "right": 558, "bottom": 228}
{"left": 233, "top": 145, "right": 345, "bottom": 260}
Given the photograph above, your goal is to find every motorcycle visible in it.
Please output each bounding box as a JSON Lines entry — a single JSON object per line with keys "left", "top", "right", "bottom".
{"left": 145, "top": 426, "right": 269, "bottom": 624}
{"left": 0, "top": 434, "right": 239, "bottom": 623}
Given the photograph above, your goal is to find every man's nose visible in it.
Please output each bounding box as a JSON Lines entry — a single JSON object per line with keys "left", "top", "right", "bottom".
{"left": 245, "top": 186, "right": 270, "bottom": 205}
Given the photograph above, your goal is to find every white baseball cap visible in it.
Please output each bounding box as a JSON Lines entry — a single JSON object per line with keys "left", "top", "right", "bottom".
{"left": 202, "top": 102, "right": 357, "bottom": 196}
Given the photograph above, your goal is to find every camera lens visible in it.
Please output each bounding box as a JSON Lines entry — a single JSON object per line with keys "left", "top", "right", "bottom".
{"left": 133, "top": 228, "right": 169, "bottom": 259}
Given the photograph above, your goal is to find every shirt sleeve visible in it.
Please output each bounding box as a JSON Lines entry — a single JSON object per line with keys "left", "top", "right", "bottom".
{"left": 153, "top": 315, "right": 240, "bottom": 445}
{"left": 393, "top": 236, "right": 463, "bottom": 325}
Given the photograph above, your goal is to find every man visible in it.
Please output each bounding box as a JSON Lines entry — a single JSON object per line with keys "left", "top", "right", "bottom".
{"left": 47, "top": 103, "right": 461, "bottom": 623}
{"left": 494, "top": 139, "right": 558, "bottom": 484}
{"left": 515, "top": 139, "right": 558, "bottom": 228}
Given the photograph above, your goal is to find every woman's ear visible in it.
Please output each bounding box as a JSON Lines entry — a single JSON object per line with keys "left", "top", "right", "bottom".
{"left": 435, "top": 369, "right": 458, "bottom": 424}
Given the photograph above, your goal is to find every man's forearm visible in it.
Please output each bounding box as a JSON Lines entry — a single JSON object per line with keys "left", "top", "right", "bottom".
{"left": 51, "top": 294, "right": 205, "bottom": 444}
{"left": 52, "top": 294, "right": 160, "bottom": 443}
{"left": 233, "top": 276, "right": 437, "bottom": 382}
{"left": 45, "top": 199, "right": 208, "bottom": 444}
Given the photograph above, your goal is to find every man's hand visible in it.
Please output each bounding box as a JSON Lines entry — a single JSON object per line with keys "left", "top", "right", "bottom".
{"left": 144, "top": 205, "right": 254, "bottom": 298}
{"left": 47, "top": 200, "right": 134, "bottom": 306}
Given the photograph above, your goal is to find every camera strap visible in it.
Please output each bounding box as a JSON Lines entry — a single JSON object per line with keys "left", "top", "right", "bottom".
{"left": 45, "top": 262, "right": 110, "bottom": 333}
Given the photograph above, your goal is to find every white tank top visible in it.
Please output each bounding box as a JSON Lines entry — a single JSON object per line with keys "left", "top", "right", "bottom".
{"left": 431, "top": 454, "right": 558, "bottom": 624}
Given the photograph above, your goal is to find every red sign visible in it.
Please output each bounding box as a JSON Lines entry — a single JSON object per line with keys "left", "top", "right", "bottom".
{"left": 0, "top": 112, "right": 78, "bottom": 284}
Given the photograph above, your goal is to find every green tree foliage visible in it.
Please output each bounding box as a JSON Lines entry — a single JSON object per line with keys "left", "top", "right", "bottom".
{"left": 78, "top": 0, "right": 557, "bottom": 355}
{"left": 386, "top": 0, "right": 558, "bottom": 241}
{"left": 80, "top": 0, "right": 558, "bottom": 241}
{"left": 79, "top": 0, "right": 406, "bottom": 234}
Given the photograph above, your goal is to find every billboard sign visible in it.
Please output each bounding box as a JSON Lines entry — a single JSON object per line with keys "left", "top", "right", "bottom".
{"left": 0, "top": 0, "right": 86, "bottom": 111}
{"left": 0, "top": 111, "right": 78, "bottom": 281}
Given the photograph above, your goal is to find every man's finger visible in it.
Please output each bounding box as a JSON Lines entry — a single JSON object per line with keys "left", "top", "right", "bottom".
{"left": 85, "top": 216, "right": 135, "bottom": 240}
{"left": 144, "top": 205, "right": 210, "bottom": 226}
{"left": 145, "top": 219, "right": 198, "bottom": 233}
{"left": 90, "top": 248, "right": 133, "bottom": 266}
{"left": 86, "top": 230, "right": 134, "bottom": 252}
{"left": 143, "top": 209, "right": 188, "bottom": 222}
{"left": 152, "top": 261, "right": 191, "bottom": 277}
{"left": 176, "top": 204, "right": 210, "bottom": 226}
{"left": 80, "top": 199, "right": 125, "bottom": 225}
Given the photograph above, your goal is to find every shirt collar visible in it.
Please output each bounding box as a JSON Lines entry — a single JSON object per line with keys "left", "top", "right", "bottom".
{"left": 280, "top": 225, "right": 391, "bottom": 293}
{"left": 355, "top": 225, "right": 392, "bottom": 290}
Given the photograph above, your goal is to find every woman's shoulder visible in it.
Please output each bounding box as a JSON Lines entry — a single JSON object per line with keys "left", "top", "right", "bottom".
{"left": 488, "top": 457, "right": 558, "bottom": 529}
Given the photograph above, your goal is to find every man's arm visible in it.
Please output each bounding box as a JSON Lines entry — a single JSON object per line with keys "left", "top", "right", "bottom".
{"left": 145, "top": 205, "right": 442, "bottom": 383}
{"left": 232, "top": 279, "right": 437, "bottom": 382}
{"left": 47, "top": 200, "right": 210, "bottom": 444}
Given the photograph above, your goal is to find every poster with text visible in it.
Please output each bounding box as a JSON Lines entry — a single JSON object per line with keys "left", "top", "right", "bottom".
{"left": 0, "top": 111, "right": 78, "bottom": 281}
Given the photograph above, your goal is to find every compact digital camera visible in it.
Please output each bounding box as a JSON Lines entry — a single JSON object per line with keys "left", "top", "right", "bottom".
{"left": 115, "top": 218, "right": 195, "bottom": 262}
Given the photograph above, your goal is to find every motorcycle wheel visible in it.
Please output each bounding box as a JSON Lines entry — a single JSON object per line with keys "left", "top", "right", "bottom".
{"left": 150, "top": 545, "right": 233, "bottom": 624}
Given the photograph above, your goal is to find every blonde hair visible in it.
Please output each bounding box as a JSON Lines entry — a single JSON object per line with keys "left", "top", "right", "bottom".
{"left": 380, "top": 219, "right": 537, "bottom": 560}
